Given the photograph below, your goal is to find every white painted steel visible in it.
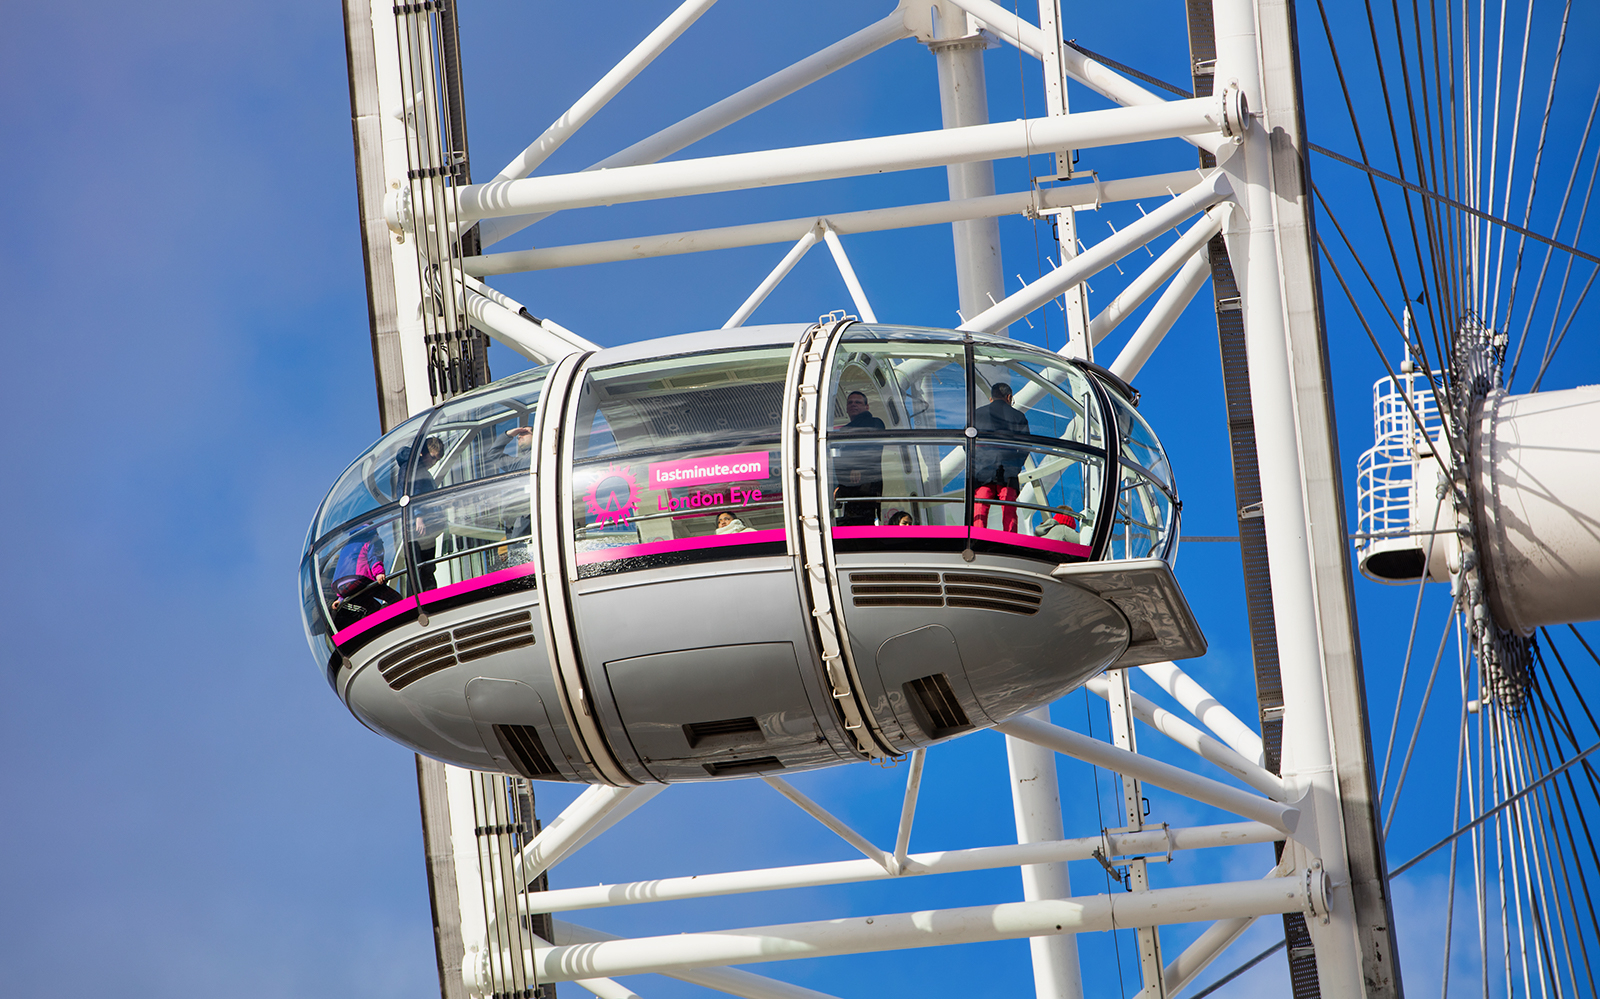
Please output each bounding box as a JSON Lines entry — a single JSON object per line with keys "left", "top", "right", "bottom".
{"left": 493, "top": 0, "right": 717, "bottom": 181}
{"left": 464, "top": 288, "right": 589, "bottom": 363}
{"left": 1137, "top": 661, "right": 1265, "bottom": 766}
{"left": 1214, "top": 0, "right": 1366, "bottom": 989}
{"left": 1084, "top": 675, "right": 1285, "bottom": 800}
{"left": 463, "top": 278, "right": 600, "bottom": 352}
{"left": 522, "top": 878, "right": 1310, "bottom": 983}
{"left": 1088, "top": 210, "right": 1223, "bottom": 345}
{"left": 513, "top": 785, "right": 655, "bottom": 887}
{"left": 452, "top": 101, "right": 1225, "bottom": 223}
{"left": 1158, "top": 866, "right": 1287, "bottom": 997}
{"left": 1108, "top": 246, "right": 1212, "bottom": 382}
{"left": 572, "top": 977, "right": 641, "bottom": 999}
{"left": 959, "top": 172, "right": 1231, "bottom": 334}
{"left": 475, "top": 12, "right": 914, "bottom": 247}
{"left": 724, "top": 230, "right": 819, "bottom": 329}
{"left": 1007, "top": 706, "right": 1085, "bottom": 999}
{"left": 763, "top": 775, "right": 894, "bottom": 872}
{"left": 1472, "top": 386, "right": 1600, "bottom": 631}
{"left": 995, "top": 714, "right": 1299, "bottom": 833}
{"left": 820, "top": 226, "right": 878, "bottom": 323}
{"left": 554, "top": 922, "right": 857, "bottom": 999}
{"left": 518, "top": 822, "right": 1283, "bottom": 914}
{"left": 939, "top": 0, "right": 1223, "bottom": 156}
{"left": 892, "top": 749, "right": 926, "bottom": 875}
{"left": 467, "top": 172, "right": 1204, "bottom": 276}
{"left": 932, "top": 1, "right": 1005, "bottom": 329}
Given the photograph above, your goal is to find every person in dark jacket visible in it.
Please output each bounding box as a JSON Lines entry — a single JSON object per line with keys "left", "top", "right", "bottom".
{"left": 398, "top": 436, "right": 445, "bottom": 591}
{"left": 833, "top": 391, "right": 886, "bottom": 525}
{"left": 971, "top": 382, "right": 1031, "bottom": 532}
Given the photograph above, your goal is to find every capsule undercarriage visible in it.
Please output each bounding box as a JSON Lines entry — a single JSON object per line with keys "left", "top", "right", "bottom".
{"left": 300, "top": 322, "right": 1203, "bottom": 784}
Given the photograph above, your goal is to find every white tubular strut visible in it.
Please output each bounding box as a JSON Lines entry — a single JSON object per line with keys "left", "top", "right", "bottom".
{"left": 1137, "top": 661, "right": 1265, "bottom": 765}
{"left": 510, "top": 878, "right": 1315, "bottom": 983}
{"left": 453, "top": 101, "right": 1226, "bottom": 223}
{"left": 476, "top": 11, "right": 913, "bottom": 247}
{"left": 517, "top": 822, "right": 1283, "bottom": 915}
{"left": 959, "top": 171, "right": 1231, "bottom": 334}
{"left": 555, "top": 921, "right": 858, "bottom": 999}
{"left": 821, "top": 225, "right": 878, "bottom": 322}
{"left": 939, "top": 0, "right": 1224, "bottom": 154}
{"left": 724, "top": 229, "right": 820, "bottom": 329}
{"left": 1007, "top": 705, "right": 1085, "bottom": 999}
{"left": 1108, "top": 246, "right": 1213, "bottom": 382}
{"left": 493, "top": 0, "right": 718, "bottom": 181}
{"left": 1084, "top": 675, "right": 1285, "bottom": 799}
{"left": 1087, "top": 209, "right": 1223, "bottom": 344}
{"left": 995, "top": 713, "right": 1299, "bottom": 833}
{"left": 467, "top": 171, "right": 1202, "bottom": 276}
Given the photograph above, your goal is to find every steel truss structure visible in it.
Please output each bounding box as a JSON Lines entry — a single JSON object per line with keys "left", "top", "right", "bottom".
{"left": 338, "top": 1, "right": 1411, "bottom": 997}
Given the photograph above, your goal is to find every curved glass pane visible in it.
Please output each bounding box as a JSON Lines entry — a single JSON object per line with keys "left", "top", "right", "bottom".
{"left": 1108, "top": 395, "right": 1172, "bottom": 488}
{"left": 830, "top": 438, "right": 966, "bottom": 528}
{"left": 310, "top": 511, "right": 410, "bottom": 635}
{"left": 1109, "top": 467, "right": 1174, "bottom": 560}
{"left": 828, "top": 340, "right": 968, "bottom": 432}
{"left": 569, "top": 348, "right": 792, "bottom": 571}
{"left": 316, "top": 412, "right": 429, "bottom": 538}
{"left": 573, "top": 348, "right": 790, "bottom": 461}
{"left": 407, "top": 476, "right": 536, "bottom": 597}
{"left": 300, "top": 553, "right": 337, "bottom": 680}
{"left": 571, "top": 445, "right": 786, "bottom": 568}
{"left": 971, "top": 344, "right": 1099, "bottom": 447}
{"left": 418, "top": 366, "right": 549, "bottom": 491}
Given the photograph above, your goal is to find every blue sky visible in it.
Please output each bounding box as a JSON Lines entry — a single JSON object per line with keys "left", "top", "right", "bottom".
{"left": 3, "top": 2, "right": 1597, "bottom": 997}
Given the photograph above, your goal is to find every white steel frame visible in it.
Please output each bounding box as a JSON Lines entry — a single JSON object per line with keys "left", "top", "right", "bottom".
{"left": 341, "top": 1, "right": 1399, "bottom": 997}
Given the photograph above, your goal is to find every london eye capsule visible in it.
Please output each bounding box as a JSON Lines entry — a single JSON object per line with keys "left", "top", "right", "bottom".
{"left": 299, "top": 321, "right": 1205, "bottom": 784}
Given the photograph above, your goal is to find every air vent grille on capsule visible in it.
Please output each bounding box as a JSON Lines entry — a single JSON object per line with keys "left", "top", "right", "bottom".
{"left": 493, "top": 723, "right": 561, "bottom": 779}
{"left": 684, "top": 716, "right": 764, "bottom": 748}
{"left": 377, "top": 611, "right": 536, "bottom": 690}
{"left": 702, "top": 756, "right": 785, "bottom": 777}
{"left": 849, "top": 571, "right": 1041, "bottom": 615}
{"left": 904, "top": 672, "right": 974, "bottom": 739}
{"left": 378, "top": 632, "right": 456, "bottom": 690}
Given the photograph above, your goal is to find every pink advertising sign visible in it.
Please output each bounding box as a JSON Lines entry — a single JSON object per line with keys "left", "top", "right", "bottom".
{"left": 648, "top": 451, "right": 770, "bottom": 489}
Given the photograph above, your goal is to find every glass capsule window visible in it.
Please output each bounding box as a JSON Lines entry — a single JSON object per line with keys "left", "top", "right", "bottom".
{"left": 309, "top": 510, "right": 409, "bottom": 638}
{"left": 416, "top": 366, "right": 549, "bottom": 490}
{"left": 824, "top": 329, "right": 1115, "bottom": 561}
{"left": 568, "top": 347, "right": 791, "bottom": 572}
{"left": 316, "top": 411, "right": 430, "bottom": 540}
{"left": 303, "top": 364, "right": 550, "bottom": 653}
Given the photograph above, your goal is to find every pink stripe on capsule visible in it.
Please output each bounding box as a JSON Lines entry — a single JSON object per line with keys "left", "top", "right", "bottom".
{"left": 575, "top": 528, "right": 786, "bottom": 565}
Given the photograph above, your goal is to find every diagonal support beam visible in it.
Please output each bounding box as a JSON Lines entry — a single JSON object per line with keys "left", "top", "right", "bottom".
{"left": 494, "top": 0, "right": 718, "bottom": 180}
{"left": 763, "top": 775, "right": 894, "bottom": 872}
{"left": 959, "top": 171, "right": 1231, "bottom": 333}
{"left": 724, "top": 228, "right": 819, "bottom": 328}
{"left": 476, "top": 11, "right": 914, "bottom": 246}
{"left": 995, "top": 713, "right": 1299, "bottom": 833}
{"left": 1088, "top": 208, "right": 1223, "bottom": 344}
{"left": 512, "top": 785, "right": 664, "bottom": 888}
{"left": 1084, "top": 675, "right": 1284, "bottom": 799}
{"left": 1108, "top": 245, "right": 1213, "bottom": 381}
{"left": 821, "top": 225, "right": 877, "bottom": 322}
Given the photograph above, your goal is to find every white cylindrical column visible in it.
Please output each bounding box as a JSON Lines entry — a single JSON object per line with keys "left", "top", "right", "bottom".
{"left": 1005, "top": 707, "right": 1084, "bottom": 999}
{"left": 933, "top": 1, "right": 1006, "bottom": 331}
{"left": 1213, "top": 0, "right": 1366, "bottom": 990}
{"left": 1473, "top": 385, "right": 1600, "bottom": 632}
